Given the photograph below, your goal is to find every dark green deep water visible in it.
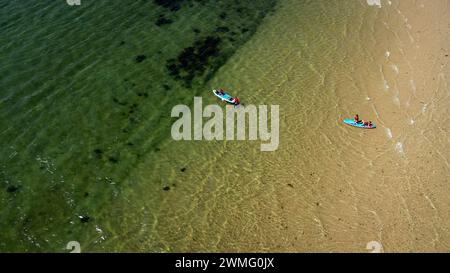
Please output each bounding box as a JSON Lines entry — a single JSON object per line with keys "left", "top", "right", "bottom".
{"left": 0, "top": 0, "right": 277, "bottom": 251}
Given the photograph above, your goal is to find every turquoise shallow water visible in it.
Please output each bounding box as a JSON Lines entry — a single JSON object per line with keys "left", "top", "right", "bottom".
{"left": 0, "top": 0, "right": 277, "bottom": 252}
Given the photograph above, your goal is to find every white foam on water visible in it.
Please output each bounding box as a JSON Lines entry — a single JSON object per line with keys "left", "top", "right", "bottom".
{"left": 395, "top": 142, "right": 404, "bottom": 154}
{"left": 385, "top": 128, "right": 393, "bottom": 139}
{"left": 385, "top": 51, "right": 390, "bottom": 58}
{"left": 380, "top": 66, "right": 390, "bottom": 92}
{"left": 422, "top": 103, "right": 428, "bottom": 113}
{"left": 384, "top": 81, "right": 390, "bottom": 91}
{"left": 367, "top": 0, "right": 382, "bottom": 8}
{"left": 9, "top": 151, "right": 17, "bottom": 159}
{"left": 409, "top": 118, "right": 415, "bottom": 125}
{"left": 410, "top": 79, "right": 416, "bottom": 93}
{"left": 36, "top": 155, "right": 55, "bottom": 174}
{"left": 393, "top": 96, "right": 400, "bottom": 106}
{"left": 366, "top": 97, "right": 371, "bottom": 101}
{"left": 391, "top": 64, "right": 399, "bottom": 74}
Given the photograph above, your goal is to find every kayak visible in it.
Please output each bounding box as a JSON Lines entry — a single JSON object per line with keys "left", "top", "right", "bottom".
{"left": 343, "top": 119, "right": 376, "bottom": 129}
{"left": 212, "top": 89, "right": 236, "bottom": 104}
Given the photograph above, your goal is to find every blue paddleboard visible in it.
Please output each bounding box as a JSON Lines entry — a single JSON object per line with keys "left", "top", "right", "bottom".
{"left": 213, "top": 89, "right": 236, "bottom": 104}
{"left": 343, "top": 119, "right": 376, "bottom": 129}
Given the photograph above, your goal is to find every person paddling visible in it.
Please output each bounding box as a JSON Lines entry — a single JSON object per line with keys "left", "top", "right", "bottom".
{"left": 354, "top": 114, "right": 361, "bottom": 124}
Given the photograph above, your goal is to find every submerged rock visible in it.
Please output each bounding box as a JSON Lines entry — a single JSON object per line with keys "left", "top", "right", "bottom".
{"left": 135, "top": 55, "right": 147, "bottom": 63}
{"left": 6, "top": 185, "right": 19, "bottom": 193}
{"left": 215, "top": 26, "right": 230, "bottom": 33}
{"left": 94, "top": 149, "right": 103, "bottom": 159}
{"left": 155, "top": 16, "right": 173, "bottom": 26}
{"left": 112, "top": 97, "right": 127, "bottom": 106}
{"left": 153, "top": 0, "right": 184, "bottom": 11}
{"left": 109, "top": 157, "right": 119, "bottom": 164}
{"left": 79, "top": 215, "right": 90, "bottom": 223}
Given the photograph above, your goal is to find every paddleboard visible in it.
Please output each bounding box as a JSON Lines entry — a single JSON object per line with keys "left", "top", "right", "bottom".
{"left": 213, "top": 89, "right": 235, "bottom": 104}
{"left": 343, "top": 119, "right": 376, "bottom": 129}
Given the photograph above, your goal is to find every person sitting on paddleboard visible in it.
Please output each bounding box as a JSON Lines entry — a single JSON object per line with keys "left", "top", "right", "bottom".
{"left": 368, "top": 121, "right": 373, "bottom": 128}
{"left": 232, "top": 97, "right": 240, "bottom": 105}
{"left": 217, "top": 88, "right": 225, "bottom": 95}
{"left": 354, "top": 114, "right": 361, "bottom": 123}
